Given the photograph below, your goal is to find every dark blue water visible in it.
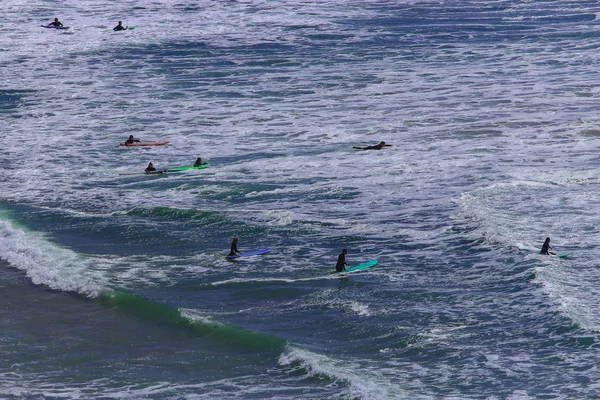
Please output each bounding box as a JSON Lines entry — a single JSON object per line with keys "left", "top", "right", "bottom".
{"left": 2, "top": 1, "right": 600, "bottom": 398}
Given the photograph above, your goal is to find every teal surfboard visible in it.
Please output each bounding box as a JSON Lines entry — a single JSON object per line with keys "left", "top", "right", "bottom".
{"left": 343, "top": 259, "right": 378, "bottom": 273}
{"left": 167, "top": 164, "right": 209, "bottom": 173}
{"left": 536, "top": 250, "right": 572, "bottom": 259}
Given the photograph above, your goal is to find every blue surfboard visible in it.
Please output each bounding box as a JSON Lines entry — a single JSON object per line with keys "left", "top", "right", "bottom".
{"left": 343, "top": 259, "right": 378, "bottom": 273}
{"left": 226, "top": 247, "right": 270, "bottom": 259}
{"left": 42, "top": 25, "right": 70, "bottom": 30}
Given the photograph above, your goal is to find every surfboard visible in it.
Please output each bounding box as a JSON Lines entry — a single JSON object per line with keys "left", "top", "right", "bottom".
{"left": 42, "top": 25, "right": 69, "bottom": 30}
{"left": 119, "top": 170, "right": 167, "bottom": 176}
{"left": 111, "top": 26, "right": 136, "bottom": 32}
{"left": 119, "top": 141, "right": 170, "bottom": 147}
{"left": 226, "top": 248, "right": 271, "bottom": 259}
{"left": 167, "top": 165, "right": 209, "bottom": 173}
{"left": 535, "top": 250, "right": 572, "bottom": 259}
{"left": 342, "top": 259, "right": 378, "bottom": 273}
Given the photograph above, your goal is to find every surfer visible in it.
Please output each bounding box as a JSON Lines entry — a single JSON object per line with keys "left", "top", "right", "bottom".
{"left": 47, "top": 18, "right": 63, "bottom": 27}
{"left": 228, "top": 236, "right": 241, "bottom": 257}
{"left": 125, "top": 135, "right": 140, "bottom": 144}
{"left": 194, "top": 157, "right": 207, "bottom": 167}
{"left": 335, "top": 248, "right": 349, "bottom": 272}
{"left": 113, "top": 21, "right": 127, "bottom": 31}
{"left": 540, "top": 237, "right": 556, "bottom": 255}
{"left": 353, "top": 141, "right": 390, "bottom": 150}
{"left": 145, "top": 162, "right": 157, "bottom": 173}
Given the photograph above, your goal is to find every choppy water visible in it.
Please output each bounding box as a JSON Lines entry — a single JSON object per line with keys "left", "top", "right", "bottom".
{"left": 2, "top": 0, "right": 600, "bottom": 398}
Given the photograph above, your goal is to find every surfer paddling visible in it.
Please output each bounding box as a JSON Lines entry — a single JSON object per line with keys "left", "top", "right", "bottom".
{"left": 145, "top": 162, "right": 157, "bottom": 173}
{"left": 194, "top": 157, "right": 207, "bottom": 167}
{"left": 353, "top": 141, "right": 391, "bottom": 150}
{"left": 335, "top": 248, "right": 349, "bottom": 272}
{"left": 540, "top": 237, "right": 556, "bottom": 255}
{"left": 124, "top": 135, "right": 140, "bottom": 145}
{"left": 47, "top": 18, "right": 63, "bottom": 27}
{"left": 113, "top": 21, "right": 127, "bottom": 31}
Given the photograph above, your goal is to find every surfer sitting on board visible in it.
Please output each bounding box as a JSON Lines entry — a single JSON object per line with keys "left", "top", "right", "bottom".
{"left": 228, "top": 236, "right": 241, "bottom": 257}
{"left": 194, "top": 157, "right": 207, "bottom": 167}
{"left": 335, "top": 248, "right": 349, "bottom": 272}
{"left": 125, "top": 135, "right": 140, "bottom": 144}
{"left": 540, "top": 237, "right": 556, "bottom": 255}
{"left": 353, "top": 141, "right": 391, "bottom": 150}
{"left": 145, "top": 162, "right": 157, "bottom": 173}
{"left": 47, "top": 18, "right": 63, "bottom": 27}
{"left": 113, "top": 21, "right": 127, "bottom": 31}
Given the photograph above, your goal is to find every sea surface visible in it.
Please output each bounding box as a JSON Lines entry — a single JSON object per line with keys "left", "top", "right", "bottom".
{"left": 2, "top": 1, "right": 600, "bottom": 398}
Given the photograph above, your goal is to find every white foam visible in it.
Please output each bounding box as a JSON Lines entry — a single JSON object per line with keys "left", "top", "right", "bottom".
{"left": 279, "top": 345, "right": 408, "bottom": 399}
{"left": 0, "top": 215, "right": 105, "bottom": 297}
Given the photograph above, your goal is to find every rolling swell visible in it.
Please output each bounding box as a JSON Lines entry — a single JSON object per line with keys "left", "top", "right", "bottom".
{"left": 126, "top": 206, "right": 228, "bottom": 225}
{"left": 98, "top": 290, "right": 287, "bottom": 353}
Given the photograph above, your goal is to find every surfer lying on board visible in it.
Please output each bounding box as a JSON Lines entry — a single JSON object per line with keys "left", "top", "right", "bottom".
{"left": 47, "top": 18, "right": 63, "bottom": 27}
{"left": 353, "top": 141, "right": 391, "bottom": 150}
{"left": 125, "top": 135, "right": 140, "bottom": 144}
{"left": 194, "top": 157, "right": 207, "bottom": 167}
{"left": 228, "top": 236, "right": 241, "bottom": 257}
{"left": 540, "top": 237, "right": 556, "bottom": 255}
{"left": 145, "top": 162, "right": 157, "bottom": 173}
{"left": 113, "top": 21, "right": 127, "bottom": 31}
{"left": 335, "top": 248, "right": 349, "bottom": 272}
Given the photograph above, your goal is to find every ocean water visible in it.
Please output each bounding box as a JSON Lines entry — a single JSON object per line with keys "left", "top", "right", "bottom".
{"left": 2, "top": 0, "right": 600, "bottom": 398}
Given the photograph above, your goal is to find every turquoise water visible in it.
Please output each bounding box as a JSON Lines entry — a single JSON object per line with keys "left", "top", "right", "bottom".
{"left": 2, "top": 1, "right": 600, "bottom": 398}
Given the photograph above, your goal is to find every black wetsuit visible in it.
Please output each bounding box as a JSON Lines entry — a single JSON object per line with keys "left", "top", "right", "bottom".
{"left": 353, "top": 143, "right": 387, "bottom": 150}
{"left": 145, "top": 166, "right": 156, "bottom": 173}
{"left": 540, "top": 242, "right": 552, "bottom": 255}
{"left": 228, "top": 240, "right": 240, "bottom": 257}
{"left": 48, "top": 21, "right": 63, "bottom": 27}
{"left": 125, "top": 138, "right": 140, "bottom": 144}
{"left": 335, "top": 252, "right": 348, "bottom": 272}
{"left": 114, "top": 24, "right": 127, "bottom": 31}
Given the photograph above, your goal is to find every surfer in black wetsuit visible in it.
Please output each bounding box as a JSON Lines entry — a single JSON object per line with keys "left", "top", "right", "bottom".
{"left": 145, "top": 162, "right": 157, "bottom": 173}
{"left": 113, "top": 21, "right": 127, "bottom": 31}
{"left": 194, "top": 157, "right": 207, "bottom": 167}
{"left": 540, "top": 237, "right": 556, "bottom": 255}
{"left": 335, "top": 248, "right": 349, "bottom": 272}
{"left": 228, "top": 236, "right": 241, "bottom": 257}
{"left": 125, "top": 135, "right": 140, "bottom": 144}
{"left": 47, "top": 18, "right": 63, "bottom": 27}
{"left": 353, "top": 141, "right": 390, "bottom": 150}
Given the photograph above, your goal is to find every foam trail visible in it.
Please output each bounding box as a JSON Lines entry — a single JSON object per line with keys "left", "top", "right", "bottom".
{"left": 280, "top": 345, "right": 408, "bottom": 400}
{"left": 0, "top": 215, "right": 105, "bottom": 297}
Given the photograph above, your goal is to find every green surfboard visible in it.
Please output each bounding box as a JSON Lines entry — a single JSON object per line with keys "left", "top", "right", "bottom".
{"left": 167, "top": 165, "right": 209, "bottom": 173}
